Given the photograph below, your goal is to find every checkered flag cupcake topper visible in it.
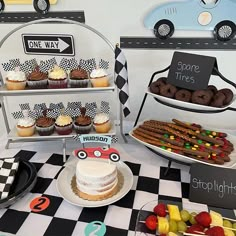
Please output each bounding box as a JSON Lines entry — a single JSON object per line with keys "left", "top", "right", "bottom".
{"left": 9, "top": 59, "right": 21, "bottom": 67}
{"left": 2, "top": 58, "right": 22, "bottom": 72}
{"left": 79, "top": 59, "right": 93, "bottom": 73}
{"left": 59, "top": 58, "right": 70, "bottom": 71}
{"left": 68, "top": 58, "right": 79, "bottom": 70}
{"left": 67, "top": 101, "right": 82, "bottom": 110}
{"left": 100, "top": 101, "right": 110, "bottom": 114}
{"left": 46, "top": 109, "right": 60, "bottom": 119}
{"left": 85, "top": 102, "right": 97, "bottom": 118}
{"left": 11, "top": 111, "right": 24, "bottom": 120}
{"left": 19, "top": 103, "right": 30, "bottom": 111}
{"left": 49, "top": 103, "right": 64, "bottom": 110}
{"left": 39, "top": 57, "right": 57, "bottom": 73}
{"left": 28, "top": 109, "right": 43, "bottom": 120}
{"left": 111, "top": 135, "right": 118, "bottom": 143}
{"left": 26, "top": 58, "right": 37, "bottom": 72}
{"left": 19, "top": 62, "right": 32, "bottom": 75}
{"left": 33, "top": 103, "right": 47, "bottom": 111}
{"left": 99, "top": 59, "right": 109, "bottom": 70}
{"left": 88, "top": 58, "right": 96, "bottom": 70}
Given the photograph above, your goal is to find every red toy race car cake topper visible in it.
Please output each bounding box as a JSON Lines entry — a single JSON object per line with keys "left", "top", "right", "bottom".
{"left": 73, "top": 134, "right": 120, "bottom": 162}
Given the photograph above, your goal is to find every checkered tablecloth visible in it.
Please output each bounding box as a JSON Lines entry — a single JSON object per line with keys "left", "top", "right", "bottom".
{"left": 0, "top": 150, "right": 235, "bottom": 236}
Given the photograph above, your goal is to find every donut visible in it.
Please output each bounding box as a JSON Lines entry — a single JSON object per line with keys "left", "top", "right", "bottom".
{"left": 207, "top": 85, "right": 218, "bottom": 95}
{"left": 218, "top": 88, "right": 234, "bottom": 105}
{"left": 175, "top": 89, "right": 192, "bottom": 102}
{"left": 160, "top": 84, "right": 177, "bottom": 98}
{"left": 191, "top": 90, "right": 213, "bottom": 105}
{"left": 210, "top": 92, "right": 226, "bottom": 107}
{"left": 149, "top": 77, "right": 167, "bottom": 95}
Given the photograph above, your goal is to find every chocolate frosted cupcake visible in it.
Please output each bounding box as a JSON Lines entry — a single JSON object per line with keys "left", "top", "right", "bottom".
{"left": 36, "top": 117, "right": 55, "bottom": 136}
{"left": 69, "top": 68, "right": 89, "bottom": 88}
{"left": 74, "top": 107, "right": 92, "bottom": 134}
{"left": 27, "top": 66, "right": 48, "bottom": 89}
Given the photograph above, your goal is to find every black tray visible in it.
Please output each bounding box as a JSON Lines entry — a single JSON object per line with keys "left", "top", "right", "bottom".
{"left": 0, "top": 160, "right": 37, "bottom": 208}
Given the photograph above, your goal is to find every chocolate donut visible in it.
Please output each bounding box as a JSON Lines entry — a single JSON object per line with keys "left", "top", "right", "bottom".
{"left": 207, "top": 85, "right": 218, "bottom": 95}
{"left": 160, "top": 84, "right": 177, "bottom": 98}
{"left": 218, "top": 88, "right": 233, "bottom": 105}
{"left": 175, "top": 89, "right": 192, "bottom": 102}
{"left": 149, "top": 77, "right": 167, "bottom": 95}
{"left": 210, "top": 92, "right": 226, "bottom": 107}
{"left": 191, "top": 90, "right": 213, "bottom": 105}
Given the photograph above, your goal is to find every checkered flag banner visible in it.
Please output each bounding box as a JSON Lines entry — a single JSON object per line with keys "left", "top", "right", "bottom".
{"left": 99, "top": 59, "right": 109, "bottom": 70}
{"left": 67, "top": 101, "right": 82, "bottom": 110}
{"left": 59, "top": 58, "right": 70, "bottom": 71}
{"left": 19, "top": 103, "right": 30, "bottom": 111}
{"left": 115, "top": 45, "right": 130, "bottom": 117}
{"left": 46, "top": 109, "right": 60, "bottom": 119}
{"left": 100, "top": 101, "right": 110, "bottom": 114}
{"left": 11, "top": 111, "right": 24, "bottom": 120}
{"left": 68, "top": 58, "right": 79, "bottom": 70}
{"left": 0, "top": 157, "right": 20, "bottom": 200}
{"left": 111, "top": 136, "right": 118, "bottom": 143}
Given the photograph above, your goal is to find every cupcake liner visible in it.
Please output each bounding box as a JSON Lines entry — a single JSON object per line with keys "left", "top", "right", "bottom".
{"left": 55, "top": 123, "right": 73, "bottom": 135}
{"left": 73, "top": 122, "right": 92, "bottom": 134}
{"left": 36, "top": 124, "right": 55, "bottom": 136}
{"left": 48, "top": 78, "right": 68, "bottom": 89}
{"left": 69, "top": 78, "right": 89, "bottom": 88}
{"left": 6, "top": 80, "right": 26, "bottom": 90}
{"left": 27, "top": 79, "right": 48, "bottom": 89}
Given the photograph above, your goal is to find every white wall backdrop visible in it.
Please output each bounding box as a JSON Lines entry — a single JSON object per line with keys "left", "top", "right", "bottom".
{"left": 0, "top": 0, "right": 236, "bottom": 137}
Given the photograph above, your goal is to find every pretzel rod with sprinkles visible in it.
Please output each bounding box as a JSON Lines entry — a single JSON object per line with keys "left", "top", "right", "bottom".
{"left": 139, "top": 124, "right": 167, "bottom": 135}
{"left": 133, "top": 129, "right": 210, "bottom": 158}
{"left": 137, "top": 126, "right": 184, "bottom": 147}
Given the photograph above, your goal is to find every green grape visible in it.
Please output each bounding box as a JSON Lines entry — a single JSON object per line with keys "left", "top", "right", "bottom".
{"left": 177, "top": 221, "right": 187, "bottom": 233}
{"left": 189, "top": 212, "right": 197, "bottom": 225}
{"left": 223, "top": 220, "right": 233, "bottom": 228}
{"left": 232, "top": 222, "right": 236, "bottom": 229}
{"left": 180, "top": 210, "right": 190, "bottom": 222}
{"left": 169, "top": 219, "right": 178, "bottom": 233}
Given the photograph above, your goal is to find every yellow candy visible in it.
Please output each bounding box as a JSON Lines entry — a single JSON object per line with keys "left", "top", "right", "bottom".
{"left": 170, "top": 136, "right": 175, "bottom": 140}
{"left": 195, "top": 130, "right": 200, "bottom": 134}
{"left": 194, "top": 145, "right": 199, "bottom": 148}
{"left": 167, "top": 148, "right": 172, "bottom": 151}
{"left": 192, "top": 147, "right": 197, "bottom": 150}
{"left": 212, "top": 132, "right": 217, "bottom": 136}
{"left": 205, "top": 143, "right": 211, "bottom": 147}
{"left": 212, "top": 153, "right": 217, "bottom": 156}
{"left": 215, "top": 144, "right": 219, "bottom": 147}
{"left": 209, "top": 135, "right": 213, "bottom": 138}
{"left": 192, "top": 136, "right": 196, "bottom": 139}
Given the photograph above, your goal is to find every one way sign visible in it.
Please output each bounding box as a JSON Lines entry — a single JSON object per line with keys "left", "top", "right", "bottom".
{"left": 22, "top": 34, "right": 75, "bottom": 56}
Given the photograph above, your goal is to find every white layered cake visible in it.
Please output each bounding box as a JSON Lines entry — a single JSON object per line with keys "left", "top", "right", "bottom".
{"left": 75, "top": 160, "right": 118, "bottom": 201}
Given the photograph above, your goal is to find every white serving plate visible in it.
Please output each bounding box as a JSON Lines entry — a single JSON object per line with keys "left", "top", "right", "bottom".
{"left": 129, "top": 124, "right": 236, "bottom": 168}
{"left": 147, "top": 88, "right": 236, "bottom": 112}
{"left": 56, "top": 159, "right": 133, "bottom": 208}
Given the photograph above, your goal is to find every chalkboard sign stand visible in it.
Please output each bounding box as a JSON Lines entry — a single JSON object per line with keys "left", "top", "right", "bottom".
{"left": 167, "top": 51, "right": 218, "bottom": 91}
{"left": 189, "top": 163, "right": 236, "bottom": 209}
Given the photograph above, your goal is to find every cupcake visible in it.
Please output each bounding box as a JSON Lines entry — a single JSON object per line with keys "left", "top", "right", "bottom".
{"left": 90, "top": 68, "right": 109, "bottom": 87}
{"left": 69, "top": 68, "right": 89, "bottom": 88}
{"left": 48, "top": 65, "right": 68, "bottom": 89}
{"left": 27, "top": 66, "right": 48, "bottom": 89}
{"left": 93, "top": 113, "right": 111, "bottom": 133}
{"left": 36, "top": 117, "right": 55, "bottom": 136}
{"left": 55, "top": 115, "right": 73, "bottom": 135}
{"left": 5, "top": 68, "right": 26, "bottom": 90}
{"left": 74, "top": 107, "right": 92, "bottom": 134}
{"left": 16, "top": 117, "right": 35, "bottom": 137}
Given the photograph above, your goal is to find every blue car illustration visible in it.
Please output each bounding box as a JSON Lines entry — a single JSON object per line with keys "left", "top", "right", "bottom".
{"left": 144, "top": 0, "right": 236, "bottom": 41}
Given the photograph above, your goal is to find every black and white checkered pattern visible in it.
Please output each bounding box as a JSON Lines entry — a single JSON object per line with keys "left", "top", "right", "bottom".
{"left": 19, "top": 62, "right": 32, "bottom": 74}
{"left": 68, "top": 58, "right": 79, "bottom": 70}
{"left": 33, "top": 103, "right": 47, "bottom": 111}
{"left": 19, "top": 103, "right": 30, "bottom": 111}
{"left": 100, "top": 101, "right": 110, "bottom": 114}
{"left": 99, "top": 59, "right": 109, "bottom": 70}
{"left": 49, "top": 103, "right": 61, "bottom": 110}
{"left": 2, "top": 62, "right": 15, "bottom": 72}
{"left": 59, "top": 58, "right": 70, "bottom": 71}
{"left": 0, "top": 149, "right": 234, "bottom": 236}
{"left": 26, "top": 58, "right": 37, "bottom": 71}
{"left": 9, "top": 59, "right": 21, "bottom": 68}
{"left": 111, "top": 136, "right": 118, "bottom": 143}
{"left": 67, "top": 102, "right": 82, "bottom": 110}
{"left": 11, "top": 111, "right": 24, "bottom": 120}
{"left": 39, "top": 58, "right": 57, "bottom": 73}
{"left": 115, "top": 45, "right": 130, "bottom": 117}
{"left": 85, "top": 102, "right": 97, "bottom": 118}
{"left": 79, "top": 59, "right": 94, "bottom": 73}
{"left": 46, "top": 109, "right": 60, "bottom": 119}
{"left": 88, "top": 58, "right": 96, "bottom": 71}
{"left": 0, "top": 157, "right": 19, "bottom": 200}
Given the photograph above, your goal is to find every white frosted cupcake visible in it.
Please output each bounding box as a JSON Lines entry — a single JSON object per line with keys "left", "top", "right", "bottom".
{"left": 48, "top": 65, "right": 68, "bottom": 89}
{"left": 16, "top": 117, "right": 35, "bottom": 137}
{"left": 90, "top": 68, "right": 109, "bottom": 87}
{"left": 55, "top": 115, "right": 73, "bottom": 135}
{"left": 5, "top": 68, "right": 26, "bottom": 90}
{"left": 93, "top": 113, "right": 111, "bottom": 133}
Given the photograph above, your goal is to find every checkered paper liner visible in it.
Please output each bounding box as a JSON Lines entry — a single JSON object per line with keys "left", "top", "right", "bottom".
{"left": 0, "top": 157, "right": 20, "bottom": 200}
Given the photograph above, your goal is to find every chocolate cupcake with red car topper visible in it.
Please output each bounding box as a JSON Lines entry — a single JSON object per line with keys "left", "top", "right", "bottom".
{"left": 71, "top": 134, "right": 121, "bottom": 201}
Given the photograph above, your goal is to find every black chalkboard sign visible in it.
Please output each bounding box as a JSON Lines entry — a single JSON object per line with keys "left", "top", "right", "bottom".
{"left": 189, "top": 163, "right": 236, "bottom": 209}
{"left": 167, "top": 52, "right": 217, "bottom": 90}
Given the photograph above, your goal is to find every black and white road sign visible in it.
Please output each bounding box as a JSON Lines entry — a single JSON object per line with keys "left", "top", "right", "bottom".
{"left": 22, "top": 34, "right": 75, "bottom": 56}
